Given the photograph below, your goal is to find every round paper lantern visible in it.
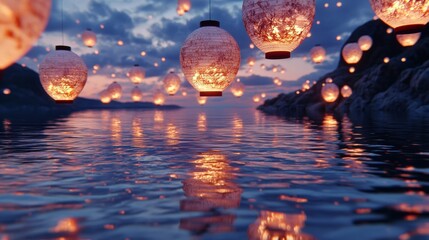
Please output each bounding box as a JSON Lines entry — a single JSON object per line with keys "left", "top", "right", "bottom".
{"left": 342, "top": 43, "right": 363, "bottom": 64}
{"left": 128, "top": 64, "right": 145, "bottom": 84}
{"left": 178, "top": 0, "right": 191, "bottom": 12}
{"left": 39, "top": 46, "right": 88, "bottom": 103}
{"left": 247, "top": 56, "right": 256, "bottom": 66}
{"left": 3, "top": 88, "right": 11, "bottom": 95}
{"left": 341, "top": 85, "right": 353, "bottom": 98}
{"left": 358, "top": 35, "right": 373, "bottom": 51}
{"left": 153, "top": 90, "right": 165, "bottom": 105}
{"left": 230, "top": 81, "right": 245, "bottom": 98}
{"left": 369, "top": 0, "right": 429, "bottom": 34}
{"left": 131, "top": 86, "right": 143, "bottom": 102}
{"left": 0, "top": 0, "right": 51, "bottom": 69}
{"left": 242, "top": 0, "right": 316, "bottom": 59}
{"left": 197, "top": 96, "right": 207, "bottom": 105}
{"left": 321, "top": 82, "right": 339, "bottom": 103}
{"left": 107, "top": 81, "right": 122, "bottom": 100}
{"left": 99, "top": 90, "right": 111, "bottom": 104}
{"left": 180, "top": 20, "right": 240, "bottom": 96}
{"left": 253, "top": 95, "right": 261, "bottom": 103}
{"left": 396, "top": 33, "right": 421, "bottom": 47}
{"left": 310, "top": 45, "right": 326, "bottom": 64}
{"left": 162, "top": 71, "right": 181, "bottom": 96}
{"left": 82, "top": 29, "right": 97, "bottom": 47}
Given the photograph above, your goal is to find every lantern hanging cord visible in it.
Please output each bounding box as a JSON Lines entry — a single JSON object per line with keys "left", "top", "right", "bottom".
{"left": 61, "top": 0, "right": 64, "bottom": 44}
{"left": 209, "top": 0, "right": 212, "bottom": 20}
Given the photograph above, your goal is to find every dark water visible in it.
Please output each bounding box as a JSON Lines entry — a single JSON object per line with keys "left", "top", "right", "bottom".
{"left": 1, "top": 108, "right": 429, "bottom": 240}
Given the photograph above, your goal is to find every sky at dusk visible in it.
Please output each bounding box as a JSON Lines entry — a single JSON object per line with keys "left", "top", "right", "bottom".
{"left": 19, "top": 0, "right": 376, "bottom": 107}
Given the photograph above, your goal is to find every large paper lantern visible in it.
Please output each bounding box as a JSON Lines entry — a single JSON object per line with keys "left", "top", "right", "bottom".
{"left": 82, "top": 29, "right": 97, "bottom": 47}
{"left": 128, "top": 64, "right": 145, "bottom": 84}
{"left": 342, "top": 43, "right": 363, "bottom": 64}
{"left": 358, "top": 35, "right": 373, "bottom": 51}
{"left": 131, "top": 86, "right": 143, "bottom": 102}
{"left": 369, "top": 0, "right": 429, "bottom": 34}
{"left": 341, "top": 85, "right": 353, "bottom": 98}
{"left": 153, "top": 90, "right": 165, "bottom": 105}
{"left": 0, "top": 0, "right": 51, "bottom": 69}
{"left": 321, "top": 82, "right": 339, "bottom": 103}
{"left": 310, "top": 45, "right": 326, "bottom": 64}
{"left": 396, "top": 33, "right": 421, "bottom": 47}
{"left": 162, "top": 71, "right": 181, "bottom": 96}
{"left": 39, "top": 46, "right": 88, "bottom": 103}
{"left": 107, "top": 81, "right": 122, "bottom": 100}
{"left": 180, "top": 20, "right": 240, "bottom": 96}
{"left": 230, "top": 81, "right": 245, "bottom": 98}
{"left": 242, "top": 0, "right": 316, "bottom": 59}
{"left": 99, "top": 90, "right": 111, "bottom": 104}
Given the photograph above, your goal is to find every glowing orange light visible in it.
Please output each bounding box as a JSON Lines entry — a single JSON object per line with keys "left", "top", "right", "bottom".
{"left": 322, "top": 82, "right": 339, "bottom": 103}
{"left": 310, "top": 45, "right": 326, "bottom": 64}
{"left": 153, "top": 90, "right": 165, "bottom": 105}
{"left": 128, "top": 64, "right": 145, "bottom": 84}
{"left": 341, "top": 85, "right": 353, "bottom": 98}
{"left": 396, "top": 33, "right": 421, "bottom": 47}
{"left": 163, "top": 71, "right": 182, "bottom": 96}
{"left": 342, "top": 43, "right": 363, "bottom": 64}
{"left": 131, "top": 86, "right": 143, "bottom": 102}
{"left": 82, "top": 29, "right": 97, "bottom": 47}
{"left": 358, "top": 35, "right": 373, "bottom": 51}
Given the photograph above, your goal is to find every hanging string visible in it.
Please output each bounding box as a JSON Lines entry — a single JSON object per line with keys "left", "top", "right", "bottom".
{"left": 61, "top": 0, "right": 64, "bottom": 45}
{"left": 209, "top": 0, "right": 212, "bottom": 20}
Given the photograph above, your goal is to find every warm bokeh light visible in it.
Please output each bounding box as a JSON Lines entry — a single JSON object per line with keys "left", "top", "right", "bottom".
{"left": 396, "top": 33, "right": 421, "bottom": 47}
{"left": 3, "top": 88, "right": 11, "bottom": 95}
{"left": 82, "top": 29, "right": 97, "bottom": 47}
{"left": 99, "top": 89, "right": 111, "bottom": 104}
{"left": 247, "top": 56, "right": 256, "bottom": 66}
{"left": 107, "top": 81, "right": 122, "bottom": 100}
{"left": 342, "top": 43, "right": 363, "bottom": 64}
{"left": 310, "top": 45, "right": 327, "bottom": 64}
{"left": 153, "top": 90, "right": 165, "bottom": 105}
{"left": 180, "top": 21, "right": 240, "bottom": 96}
{"left": 384, "top": 57, "right": 390, "bottom": 63}
{"left": 242, "top": 0, "right": 315, "bottom": 59}
{"left": 358, "top": 35, "right": 373, "bottom": 51}
{"left": 302, "top": 80, "right": 311, "bottom": 90}
{"left": 349, "top": 66, "right": 356, "bottom": 73}
{"left": 178, "top": 0, "right": 191, "bottom": 12}
{"left": 52, "top": 218, "right": 79, "bottom": 234}
{"left": 230, "top": 81, "right": 245, "bottom": 98}
{"left": 253, "top": 95, "right": 261, "bottom": 103}
{"left": 39, "top": 46, "right": 88, "bottom": 103}
{"left": 322, "top": 82, "right": 340, "bottom": 103}
{"left": 0, "top": 0, "right": 51, "bottom": 69}
{"left": 341, "top": 85, "right": 353, "bottom": 98}
{"left": 131, "top": 86, "right": 143, "bottom": 102}
{"left": 162, "top": 71, "right": 181, "bottom": 96}
{"left": 128, "top": 64, "right": 145, "bottom": 84}
{"left": 197, "top": 96, "right": 207, "bottom": 105}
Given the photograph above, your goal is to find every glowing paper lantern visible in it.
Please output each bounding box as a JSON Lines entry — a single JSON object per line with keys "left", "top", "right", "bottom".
{"left": 358, "top": 35, "right": 373, "bottom": 51}
{"left": 39, "top": 46, "right": 88, "bottom": 103}
{"left": 178, "top": 0, "right": 191, "bottom": 12}
{"left": 230, "top": 81, "right": 245, "bottom": 98}
{"left": 3, "top": 88, "right": 11, "bottom": 95}
{"left": 341, "top": 85, "right": 353, "bottom": 98}
{"left": 247, "top": 56, "right": 256, "bottom": 66}
{"left": 273, "top": 77, "right": 282, "bottom": 86}
{"left": 0, "top": 0, "right": 51, "bottom": 69}
{"left": 81, "top": 29, "right": 97, "bottom": 47}
{"left": 310, "top": 45, "right": 326, "bottom": 64}
{"left": 131, "top": 86, "right": 143, "bottom": 102}
{"left": 302, "top": 81, "right": 311, "bottom": 90}
{"left": 321, "top": 82, "right": 339, "bottom": 103}
{"left": 177, "top": 6, "right": 185, "bottom": 16}
{"left": 369, "top": 0, "right": 429, "bottom": 34}
{"left": 162, "top": 71, "right": 181, "bottom": 96}
{"left": 197, "top": 96, "right": 207, "bottom": 105}
{"left": 128, "top": 64, "right": 145, "bottom": 84}
{"left": 253, "top": 95, "right": 261, "bottom": 103}
{"left": 242, "top": 0, "right": 316, "bottom": 59}
{"left": 342, "top": 43, "right": 363, "bottom": 64}
{"left": 99, "top": 90, "right": 111, "bottom": 104}
{"left": 396, "top": 33, "right": 421, "bottom": 47}
{"left": 180, "top": 20, "right": 240, "bottom": 96}
{"left": 107, "top": 81, "right": 122, "bottom": 100}
{"left": 153, "top": 90, "right": 165, "bottom": 105}
{"left": 349, "top": 67, "right": 356, "bottom": 73}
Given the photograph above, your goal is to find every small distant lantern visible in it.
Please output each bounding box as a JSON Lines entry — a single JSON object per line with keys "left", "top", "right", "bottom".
{"left": 302, "top": 81, "right": 311, "bottom": 90}
{"left": 383, "top": 57, "right": 390, "bottom": 63}
{"left": 128, "top": 64, "right": 145, "bottom": 84}
{"left": 310, "top": 45, "right": 326, "bottom": 64}
{"left": 247, "top": 56, "right": 256, "bottom": 66}
{"left": 197, "top": 96, "right": 207, "bottom": 105}
{"left": 178, "top": 0, "right": 191, "bottom": 12}
{"left": 176, "top": 6, "right": 185, "bottom": 16}
{"left": 369, "top": 0, "right": 429, "bottom": 34}
{"left": 341, "top": 85, "right": 353, "bottom": 98}
{"left": 181, "top": 91, "right": 188, "bottom": 96}
{"left": 261, "top": 93, "right": 266, "bottom": 98}
{"left": 99, "top": 90, "right": 111, "bottom": 104}
{"left": 153, "top": 90, "right": 165, "bottom": 105}
{"left": 0, "top": 0, "right": 51, "bottom": 69}
{"left": 131, "top": 86, "right": 143, "bottom": 102}
{"left": 349, "top": 67, "right": 356, "bottom": 73}
{"left": 326, "top": 77, "right": 333, "bottom": 83}
{"left": 396, "top": 33, "right": 421, "bottom": 47}
{"left": 358, "top": 35, "right": 373, "bottom": 51}
{"left": 230, "top": 81, "right": 245, "bottom": 98}
{"left": 180, "top": 20, "right": 240, "bottom": 97}
{"left": 321, "top": 82, "right": 339, "bottom": 103}
{"left": 82, "top": 29, "right": 97, "bottom": 47}
{"left": 107, "top": 81, "right": 122, "bottom": 100}
{"left": 3, "top": 88, "right": 11, "bottom": 95}
{"left": 242, "top": 0, "right": 315, "bottom": 59}
{"left": 342, "top": 43, "right": 363, "bottom": 64}
{"left": 253, "top": 95, "right": 261, "bottom": 103}
{"left": 39, "top": 45, "right": 88, "bottom": 103}
{"left": 163, "top": 71, "right": 181, "bottom": 96}
{"left": 273, "top": 77, "right": 282, "bottom": 86}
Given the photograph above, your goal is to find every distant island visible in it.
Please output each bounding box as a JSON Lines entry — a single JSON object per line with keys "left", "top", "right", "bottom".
{"left": 259, "top": 20, "right": 429, "bottom": 117}
{"left": 0, "top": 64, "right": 180, "bottom": 113}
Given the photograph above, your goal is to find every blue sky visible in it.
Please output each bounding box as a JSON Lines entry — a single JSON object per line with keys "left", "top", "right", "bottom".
{"left": 20, "top": 0, "right": 375, "bottom": 107}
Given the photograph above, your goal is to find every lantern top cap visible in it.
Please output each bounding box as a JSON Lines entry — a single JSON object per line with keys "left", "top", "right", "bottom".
{"left": 200, "top": 20, "right": 220, "bottom": 27}
{"left": 395, "top": 24, "right": 425, "bottom": 34}
{"left": 55, "top": 45, "right": 71, "bottom": 51}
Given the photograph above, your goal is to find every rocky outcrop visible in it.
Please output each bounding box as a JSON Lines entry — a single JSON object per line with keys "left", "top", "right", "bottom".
{"left": 259, "top": 20, "right": 429, "bottom": 116}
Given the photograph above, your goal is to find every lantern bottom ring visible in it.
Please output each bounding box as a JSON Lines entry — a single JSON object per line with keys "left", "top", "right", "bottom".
{"left": 55, "top": 100, "right": 74, "bottom": 104}
{"left": 265, "top": 51, "right": 291, "bottom": 59}
{"left": 200, "top": 91, "right": 222, "bottom": 97}
{"left": 395, "top": 24, "right": 425, "bottom": 34}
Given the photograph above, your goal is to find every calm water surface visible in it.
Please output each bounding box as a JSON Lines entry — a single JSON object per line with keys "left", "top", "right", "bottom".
{"left": 1, "top": 108, "right": 429, "bottom": 240}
